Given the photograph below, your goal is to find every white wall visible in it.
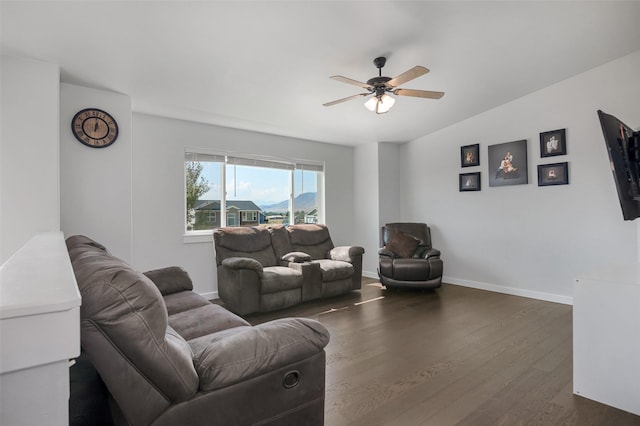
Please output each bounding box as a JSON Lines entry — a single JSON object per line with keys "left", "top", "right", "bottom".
{"left": 131, "top": 113, "right": 357, "bottom": 297}
{"left": 1, "top": 55, "right": 60, "bottom": 263}
{"left": 378, "top": 143, "right": 401, "bottom": 229}
{"left": 59, "top": 84, "right": 133, "bottom": 263}
{"left": 354, "top": 143, "right": 380, "bottom": 276}
{"left": 399, "top": 50, "right": 640, "bottom": 304}
{"left": 353, "top": 142, "right": 403, "bottom": 277}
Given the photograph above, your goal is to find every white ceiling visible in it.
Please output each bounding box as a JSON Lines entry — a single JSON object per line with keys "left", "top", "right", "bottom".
{"left": 2, "top": 1, "right": 639, "bottom": 146}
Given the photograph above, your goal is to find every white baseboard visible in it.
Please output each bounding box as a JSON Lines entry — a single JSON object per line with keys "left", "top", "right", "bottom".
{"left": 213, "top": 270, "right": 573, "bottom": 306}
{"left": 444, "top": 276, "right": 573, "bottom": 306}
{"left": 363, "top": 270, "right": 378, "bottom": 279}
{"left": 363, "top": 270, "right": 572, "bottom": 305}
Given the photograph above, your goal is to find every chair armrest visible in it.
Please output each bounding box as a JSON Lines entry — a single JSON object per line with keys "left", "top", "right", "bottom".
{"left": 191, "top": 318, "right": 330, "bottom": 391}
{"left": 221, "top": 257, "right": 263, "bottom": 277}
{"left": 281, "top": 251, "right": 312, "bottom": 263}
{"left": 421, "top": 248, "right": 441, "bottom": 259}
{"left": 330, "top": 245, "right": 365, "bottom": 262}
{"left": 378, "top": 248, "right": 396, "bottom": 258}
{"left": 143, "top": 266, "right": 193, "bottom": 295}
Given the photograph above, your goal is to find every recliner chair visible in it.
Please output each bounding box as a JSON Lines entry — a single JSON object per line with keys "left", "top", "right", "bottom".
{"left": 378, "top": 222, "right": 443, "bottom": 289}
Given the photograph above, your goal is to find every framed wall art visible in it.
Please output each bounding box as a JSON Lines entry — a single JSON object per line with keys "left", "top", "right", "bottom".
{"left": 540, "top": 128, "right": 566, "bottom": 157}
{"left": 461, "top": 144, "right": 480, "bottom": 167}
{"left": 459, "top": 172, "right": 481, "bottom": 191}
{"left": 538, "top": 162, "right": 569, "bottom": 186}
{"left": 488, "top": 139, "right": 528, "bottom": 187}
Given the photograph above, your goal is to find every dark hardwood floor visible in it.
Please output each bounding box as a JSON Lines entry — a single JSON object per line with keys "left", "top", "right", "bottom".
{"left": 244, "top": 278, "right": 640, "bottom": 426}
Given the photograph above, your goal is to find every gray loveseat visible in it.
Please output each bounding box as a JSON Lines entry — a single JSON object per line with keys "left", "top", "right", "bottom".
{"left": 214, "top": 224, "right": 365, "bottom": 315}
{"left": 67, "top": 235, "right": 330, "bottom": 426}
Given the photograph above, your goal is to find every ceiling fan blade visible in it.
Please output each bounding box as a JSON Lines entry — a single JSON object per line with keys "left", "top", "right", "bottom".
{"left": 330, "top": 75, "right": 374, "bottom": 90}
{"left": 393, "top": 88, "right": 444, "bottom": 99}
{"left": 323, "top": 93, "right": 371, "bottom": 107}
{"left": 387, "top": 66, "right": 429, "bottom": 87}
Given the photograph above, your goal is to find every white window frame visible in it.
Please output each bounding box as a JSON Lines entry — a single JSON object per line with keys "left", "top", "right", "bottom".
{"left": 184, "top": 149, "right": 324, "bottom": 244}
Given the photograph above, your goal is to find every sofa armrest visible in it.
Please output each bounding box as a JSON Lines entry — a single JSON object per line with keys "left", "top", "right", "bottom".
{"left": 281, "top": 251, "right": 312, "bottom": 263}
{"left": 421, "top": 248, "right": 441, "bottom": 259}
{"left": 288, "top": 261, "right": 322, "bottom": 302}
{"left": 330, "top": 245, "right": 365, "bottom": 262}
{"left": 221, "top": 257, "right": 264, "bottom": 276}
{"left": 143, "top": 266, "right": 193, "bottom": 295}
{"left": 191, "top": 318, "right": 330, "bottom": 391}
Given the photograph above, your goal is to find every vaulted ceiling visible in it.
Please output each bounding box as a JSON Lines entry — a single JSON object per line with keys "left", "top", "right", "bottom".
{"left": 2, "top": 1, "right": 639, "bottom": 146}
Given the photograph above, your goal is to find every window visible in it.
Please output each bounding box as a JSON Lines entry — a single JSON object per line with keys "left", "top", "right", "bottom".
{"left": 242, "top": 211, "right": 257, "bottom": 222}
{"left": 185, "top": 150, "right": 323, "bottom": 233}
{"left": 293, "top": 165, "right": 323, "bottom": 225}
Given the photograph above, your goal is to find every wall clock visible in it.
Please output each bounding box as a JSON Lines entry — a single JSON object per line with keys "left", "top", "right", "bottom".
{"left": 71, "top": 108, "right": 119, "bottom": 148}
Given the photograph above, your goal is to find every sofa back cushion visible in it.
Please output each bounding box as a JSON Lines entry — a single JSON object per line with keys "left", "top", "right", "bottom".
{"left": 383, "top": 223, "right": 431, "bottom": 247}
{"left": 267, "top": 224, "right": 293, "bottom": 261}
{"left": 214, "top": 226, "right": 277, "bottom": 267}
{"left": 286, "top": 224, "right": 335, "bottom": 260}
{"left": 66, "top": 235, "right": 199, "bottom": 403}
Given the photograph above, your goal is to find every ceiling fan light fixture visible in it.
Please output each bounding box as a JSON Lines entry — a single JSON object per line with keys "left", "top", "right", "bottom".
{"left": 364, "top": 96, "right": 378, "bottom": 112}
{"left": 364, "top": 94, "right": 396, "bottom": 114}
{"left": 377, "top": 94, "right": 395, "bottom": 114}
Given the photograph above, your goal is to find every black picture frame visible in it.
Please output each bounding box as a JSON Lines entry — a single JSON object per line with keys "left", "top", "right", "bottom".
{"left": 540, "top": 128, "right": 566, "bottom": 157}
{"left": 459, "top": 172, "right": 481, "bottom": 191}
{"left": 488, "top": 139, "right": 528, "bottom": 187}
{"left": 538, "top": 162, "right": 569, "bottom": 186}
{"left": 461, "top": 144, "right": 480, "bottom": 167}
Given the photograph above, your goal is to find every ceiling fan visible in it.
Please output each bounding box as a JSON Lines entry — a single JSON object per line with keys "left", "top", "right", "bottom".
{"left": 323, "top": 56, "right": 444, "bottom": 114}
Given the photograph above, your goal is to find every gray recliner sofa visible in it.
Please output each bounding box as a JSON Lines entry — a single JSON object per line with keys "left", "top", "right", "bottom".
{"left": 214, "top": 224, "right": 364, "bottom": 315}
{"left": 66, "top": 235, "right": 330, "bottom": 426}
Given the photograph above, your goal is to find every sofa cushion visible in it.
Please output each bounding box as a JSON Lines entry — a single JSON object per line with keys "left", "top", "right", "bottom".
{"left": 169, "top": 303, "right": 249, "bottom": 341}
{"left": 385, "top": 232, "right": 420, "bottom": 258}
{"left": 312, "top": 259, "right": 354, "bottom": 282}
{"left": 144, "top": 266, "right": 193, "bottom": 295}
{"left": 267, "top": 225, "right": 293, "bottom": 261}
{"left": 189, "top": 318, "right": 330, "bottom": 391}
{"left": 214, "top": 227, "right": 278, "bottom": 267}
{"left": 164, "top": 291, "right": 211, "bottom": 316}
{"left": 261, "top": 266, "right": 303, "bottom": 294}
{"left": 287, "top": 224, "right": 334, "bottom": 260}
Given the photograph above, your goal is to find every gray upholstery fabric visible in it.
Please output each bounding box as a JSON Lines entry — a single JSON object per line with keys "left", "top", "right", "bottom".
{"left": 222, "top": 256, "right": 263, "bottom": 275}
{"left": 282, "top": 251, "right": 312, "bottom": 263}
{"left": 313, "top": 259, "right": 354, "bottom": 282}
{"left": 287, "top": 224, "right": 334, "bottom": 260}
{"left": 261, "top": 266, "right": 304, "bottom": 293}
{"left": 66, "top": 235, "right": 199, "bottom": 409}
{"left": 214, "top": 226, "right": 277, "bottom": 267}
{"left": 66, "top": 234, "right": 330, "bottom": 426}
{"left": 149, "top": 352, "right": 327, "bottom": 426}
{"left": 144, "top": 266, "right": 193, "bottom": 295}
{"left": 189, "top": 318, "right": 330, "bottom": 391}
{"left": 169, "top": 303, "right": 250, "bottom": 341}
{"left": 163, "top": 290, "right": 211, "bottom": 316}
{"left": 322, "top": 278, "right": 353, "bottom": 298}
{"left": 267, "top": 224, "right": 293, "bottom": 263}
{"left": 214, "top": 224, "right": 364, "bottom": 315}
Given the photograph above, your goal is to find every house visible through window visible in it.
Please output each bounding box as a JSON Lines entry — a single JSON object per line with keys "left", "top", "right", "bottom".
{"left": 185, "top": 151, "right": 324, "bottom": 232}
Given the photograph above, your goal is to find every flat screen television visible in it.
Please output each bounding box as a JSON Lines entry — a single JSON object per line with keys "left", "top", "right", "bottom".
{"left": 598, "top": 110, "right": 640, "bottom": 220}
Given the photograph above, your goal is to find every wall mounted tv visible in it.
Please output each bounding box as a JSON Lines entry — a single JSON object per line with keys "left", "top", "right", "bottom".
{"left": 598, "top": 110, "right": 640, "bottom": 220}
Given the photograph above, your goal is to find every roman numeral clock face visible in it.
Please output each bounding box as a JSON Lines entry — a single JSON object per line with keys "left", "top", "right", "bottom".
{"left": 72, "top": 108, "right": 118, "bottom": 148}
